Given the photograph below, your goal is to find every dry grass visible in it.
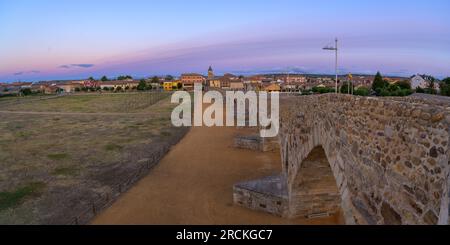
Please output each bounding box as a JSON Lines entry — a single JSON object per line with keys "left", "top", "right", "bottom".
{"left": 0, "top": 92, "right": 170, "bottom": 113}
{"left": 0, "top": 92, "right": 188, "bottom": 224}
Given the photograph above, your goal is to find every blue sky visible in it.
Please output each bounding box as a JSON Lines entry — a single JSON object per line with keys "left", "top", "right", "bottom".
{"left": 0, "top": 0, "right": 449, "bottom": 82}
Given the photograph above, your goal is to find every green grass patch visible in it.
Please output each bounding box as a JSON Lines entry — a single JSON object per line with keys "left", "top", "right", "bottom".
{"left": 104, "top": 143, "right": 123, "bottom": 151}
{"left": 0, "top": 182, "right": 46, "bottom": 211}
{"left": 47, "top": 153, "right": 70, "bottom": 160}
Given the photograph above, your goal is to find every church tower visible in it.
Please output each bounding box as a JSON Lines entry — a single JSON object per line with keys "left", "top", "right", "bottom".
{"left": 208, "top": 65, "right": 214, "bottom": 80}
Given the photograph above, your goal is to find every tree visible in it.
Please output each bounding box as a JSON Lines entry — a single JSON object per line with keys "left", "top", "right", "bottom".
{"left": 117, "top": 75, "right": 132, "bottom": 80}
{"left": 137, "top": 79, "right": 147, "bottom": 91}
{"left": 424, "top": 75, "right": 437, "bottom": 94}
{"left": 396, "top": 80, "right": 411, "bottom": 90}
{"left": 165, "top": 75, "right": 174, "bottom": 81}
{"left": 20, "top": 88, "right": 32, "bottom": 96}
{"left": 101, "top": 76, "right": 109, "bottom": 81}
{"left": 88, "top": 76, "right": 95, "bottom": 81}
{"left": 372, "top": 72, "right": 389, "bottom": 94}
{"left": 151, "top": 76, "right": 160, "bottom": 84}
{"left": 387, "top": 83, "right": 400, "bottom": 92}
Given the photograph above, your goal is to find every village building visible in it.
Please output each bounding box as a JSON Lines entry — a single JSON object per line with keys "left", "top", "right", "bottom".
{"left": 264, "top": 83, "right": 281, "bottom": 92}
{"left": 181, "top": 73, "right": 205, "bottom": 90}
{"left": 209, "top": 79, "right": 221, "bottom": 88}
{"left": 99, "top": 80, "right": 139, "bottom": 90}
{"left": 206, "top": 66, "right": 221, "bottom": 88}
{"left": 410, "top": 74, "right": 439, "bottom": 90}
{"left": 58, "top": 82, "right": 82, "bottom": 93}
{"left": 229, "top": 80, "right": 244, "bottom": 90}
{"left": 219, "top": 76, "right": 231, "bottom": 89}
{"left": 163, "top": 81, "right": 182, "bottom": 91}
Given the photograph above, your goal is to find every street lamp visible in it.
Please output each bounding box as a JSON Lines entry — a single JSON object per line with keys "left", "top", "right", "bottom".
{"left": 323, "top": 38, "right": 338, "bottom": 93}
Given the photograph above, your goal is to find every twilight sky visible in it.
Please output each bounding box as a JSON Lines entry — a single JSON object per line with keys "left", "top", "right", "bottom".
{"left": 0, "top": 0, "right": 449, "bottom": 82}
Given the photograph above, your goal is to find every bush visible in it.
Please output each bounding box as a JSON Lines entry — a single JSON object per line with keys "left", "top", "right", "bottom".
{"left": 379, "top": 89, "right": 390, "bottom": 97}
{"left": 20, "top": 88, "right": 32, "bottom": 96}
{"left": 354, "top": 87, "right": 369, "bottom": 96}
{"left": 312, "top": 86, "right": 334, "bottom": 94}
{"left": 387, "top": 83, "right": 400, "bottom": 92}
{"left": 440, "top": 78, "right": 450, "bottom": 96}
{"left": 416, "top": 87, "right": 425, "bottom": 93}
{"left": 378, "top": 88, "right": 412, "bottom": 97}
{"left": 424, "top": 88, "right": 437, "bottom": 95}
{"left": 75, "top": 87, "right": 81, "bottom": 92}
{"left": 399, "top": 89, "right": 413, "bottom": 97}
{"left": 396, "top": 80, "right": 411, "bottom": 90}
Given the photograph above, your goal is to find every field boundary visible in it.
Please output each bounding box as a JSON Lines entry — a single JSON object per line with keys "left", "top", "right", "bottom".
{"left": 70, "top": 127, "right": 190, "bottom": 225}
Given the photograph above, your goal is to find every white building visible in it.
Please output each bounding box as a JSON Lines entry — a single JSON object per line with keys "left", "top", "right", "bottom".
{"left": 410, "top": 74, "right": 440, "bottom": 90}
{"left": 410, "top": 75, "right": 427, "bottom": 89}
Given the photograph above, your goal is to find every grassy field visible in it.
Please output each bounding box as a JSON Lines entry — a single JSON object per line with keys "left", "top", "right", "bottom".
{"left": 0, "top": 92, "right": 189, "bottom": 224}
{"left": 0, "top": 92, "right": 170, "bottom": 113}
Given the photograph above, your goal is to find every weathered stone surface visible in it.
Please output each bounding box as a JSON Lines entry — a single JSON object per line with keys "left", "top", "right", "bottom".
{"left": 234, "top": 135, "right": 279, "bottom": 152}
{"left": 381, "top": 202, "right": 402, "bottom": 225}
{"left": 279, "top": 94, "right": 449, "bottom": 224}
{"left": 234, "top": 94, "right": 450, "bottom": 225}
{"left": 233, "top": 175, "right": 288, "bottom": 217}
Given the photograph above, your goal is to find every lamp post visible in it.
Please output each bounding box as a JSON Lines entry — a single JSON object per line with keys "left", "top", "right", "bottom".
{"left": 323, "top": 38, "right": 339, "bottom": 93}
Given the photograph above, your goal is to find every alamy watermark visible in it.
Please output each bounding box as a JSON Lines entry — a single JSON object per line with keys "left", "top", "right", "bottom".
{"left": 170, "top": 84, "right": 279, "bottom": 138}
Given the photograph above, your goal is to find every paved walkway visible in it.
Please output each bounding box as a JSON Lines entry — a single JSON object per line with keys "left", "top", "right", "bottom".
{"left": 92, "top": 125, "right": 342, "bottom": 224}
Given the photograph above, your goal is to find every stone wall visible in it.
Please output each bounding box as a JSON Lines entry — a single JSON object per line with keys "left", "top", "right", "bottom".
{"left": 233, "top": 175, "right": 288, "bottom": 217}
{"left": 290, "top": 146, "right": 342, "bottom": 218}
{"left": 279, "top": 94, "right": 450, "bottom": 224}
{"left": 234, "top": 135, "right": 279, "bottom": 152}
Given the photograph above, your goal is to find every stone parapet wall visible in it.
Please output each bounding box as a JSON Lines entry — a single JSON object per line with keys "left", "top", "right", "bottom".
{"left": 279, "top": 94, "right": 450, "bottom": 224}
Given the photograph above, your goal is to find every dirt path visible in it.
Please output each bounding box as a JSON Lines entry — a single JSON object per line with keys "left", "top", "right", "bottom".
{"left": 92, "top": 124, "right": 341, "bottom": 225}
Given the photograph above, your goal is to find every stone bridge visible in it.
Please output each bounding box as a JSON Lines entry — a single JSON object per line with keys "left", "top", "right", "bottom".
{"left": 233, "top": 94, "right": 449, "bottom": 225}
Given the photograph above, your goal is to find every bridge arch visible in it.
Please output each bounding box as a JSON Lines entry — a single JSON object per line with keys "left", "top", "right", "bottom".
{"left": 281, "top": 124, "right": 358, "bottom": 224}
{"left": 279, "top": 94, "right": 449, "bottom": 225}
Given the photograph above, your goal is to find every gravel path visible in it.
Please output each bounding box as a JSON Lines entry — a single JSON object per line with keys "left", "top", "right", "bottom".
{"left": 92, "top": 125, "right": 343, "bottom": 224}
